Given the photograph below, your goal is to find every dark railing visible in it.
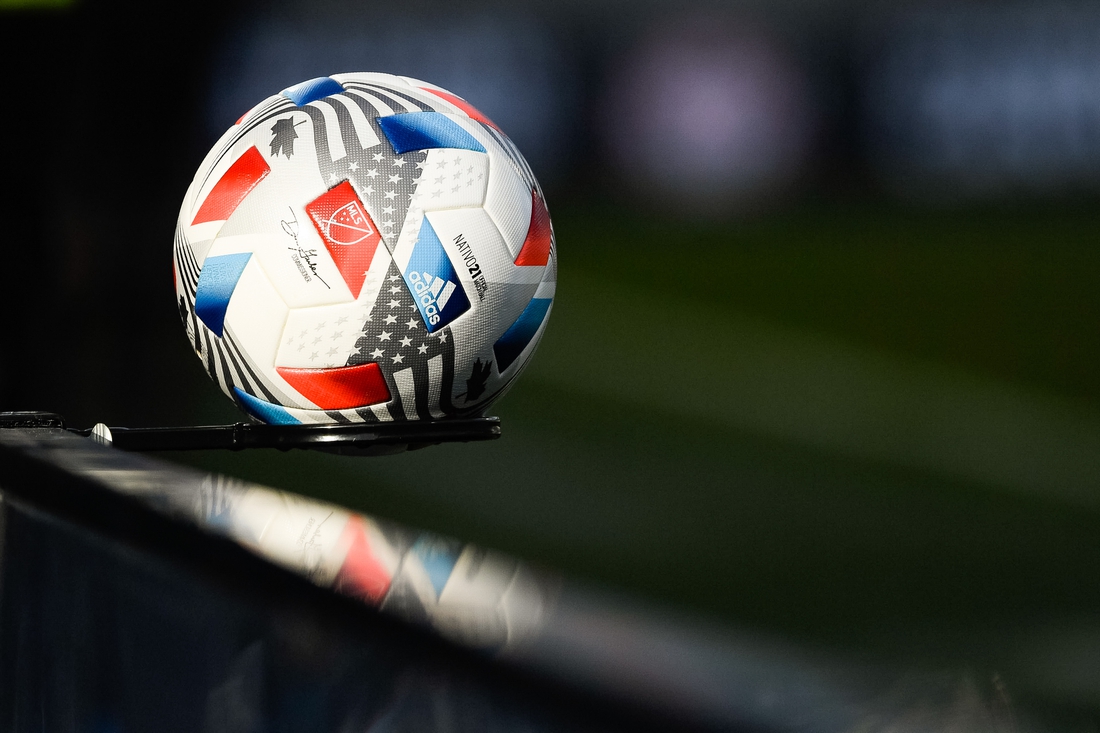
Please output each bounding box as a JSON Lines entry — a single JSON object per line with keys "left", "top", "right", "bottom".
{"left": 0, "top": 423, "right": 1019, "bottom": 732}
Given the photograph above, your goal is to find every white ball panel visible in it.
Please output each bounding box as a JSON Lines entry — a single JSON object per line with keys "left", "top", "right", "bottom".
{"left": 398, "top": 75, "right": 445, "bottom": 92}
{"left": 535, "top": 249, "right": 558, "bottom": 300}
{"left": 424, "top": 208, "right": 542, "bottom": 288}
{"left": 186, "top": 229, "right": 221, "bottom": 267}
{"left": 331, "top": 72, "right": 411, "bottom": 88}
{"left": 414, "top": 149, "right": 489, "bottom": 211}
{"left": 207, "top": 233, "right": 353, "bottom": 309}
{"left": 220, "top": 258, "right": 307, "bottom": 406}
{"left": 275, "top": 301, "right": 373, "bottom": 369}
{"left": 461, "top": 125, "right": 533, "bottom": 258}
{"left": 447, "top": 281, "right": 539, "bottom": 401}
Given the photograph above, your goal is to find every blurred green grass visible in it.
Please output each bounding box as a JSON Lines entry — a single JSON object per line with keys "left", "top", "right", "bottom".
{"left": 169, "top": 202, "right": 1100, "bottom": 701}
{"left": 563, "top": 202, "right": 1100, "bottom": 408}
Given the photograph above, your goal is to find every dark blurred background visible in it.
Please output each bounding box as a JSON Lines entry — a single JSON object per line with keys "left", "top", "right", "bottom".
{"left": 3, "top": 0, "right": 1100, "bottom": 725}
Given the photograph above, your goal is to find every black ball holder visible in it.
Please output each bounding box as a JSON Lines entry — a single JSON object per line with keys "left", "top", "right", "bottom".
{"left": 0, "top": 411, "right": 500, "bottom": 456}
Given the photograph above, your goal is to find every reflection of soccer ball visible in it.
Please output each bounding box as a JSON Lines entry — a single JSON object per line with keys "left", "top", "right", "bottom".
{"left": 174, "top": 73, "right": 556, "bottom": 424}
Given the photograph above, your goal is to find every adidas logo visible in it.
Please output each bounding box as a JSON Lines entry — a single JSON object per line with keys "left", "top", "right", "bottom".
{"left": 407, "top": 270, "right": 457, "bottom": 327}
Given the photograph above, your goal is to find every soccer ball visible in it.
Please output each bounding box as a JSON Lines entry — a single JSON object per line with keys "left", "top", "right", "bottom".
{"left": 173, "top": 73, "right": 557, "bottom": 424}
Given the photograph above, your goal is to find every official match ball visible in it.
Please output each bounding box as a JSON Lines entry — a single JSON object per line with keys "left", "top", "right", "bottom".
{"left": 173, "top": 74, "right": 556, "bottom": 424}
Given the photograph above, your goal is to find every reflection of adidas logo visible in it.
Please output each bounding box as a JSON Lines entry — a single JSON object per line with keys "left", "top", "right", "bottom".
{"left": 407, "top": 270, "right": 457, "bottom": 327}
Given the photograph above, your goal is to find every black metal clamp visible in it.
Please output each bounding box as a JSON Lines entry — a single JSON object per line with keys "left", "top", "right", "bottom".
{"left": 0, "top": 411, "right": 500, "bottom": 455}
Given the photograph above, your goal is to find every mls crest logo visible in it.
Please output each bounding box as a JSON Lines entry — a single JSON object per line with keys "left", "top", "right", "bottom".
{"left": 323, "top": 201, "right": 374, "bottom": 245}
{"left": 306, "top": 181, "right": 378, "bottom": 247}
{"left": 305, "top": 181, "right": 383, "bottom": 298}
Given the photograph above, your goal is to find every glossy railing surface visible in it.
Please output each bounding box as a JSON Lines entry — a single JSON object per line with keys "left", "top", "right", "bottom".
{"left": 0, "top": 426, "right": 1075, "bottom": 732}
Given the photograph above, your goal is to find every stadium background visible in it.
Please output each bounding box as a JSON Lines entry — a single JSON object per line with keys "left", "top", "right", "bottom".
{"left": 2, "top": 0, "right": 1099, "bottom": 720}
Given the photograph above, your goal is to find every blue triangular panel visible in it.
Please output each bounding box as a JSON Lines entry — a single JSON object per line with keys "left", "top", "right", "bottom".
{"left": 401, "top": 218, "right": 471, "bottom": 333}
{"left": 378, "top": 112, "right": 487, "bottom": 155}
{"left": 411, "top": 536, "right": 462, "bottom": 597}
{"left": 493, "top": 298, "right": 553, "bottom": 372}
{"left": 195, "top": 253, "right": 252, "bottom": 337}
{"left": 232, "top": 388, "right": 300, "bottom": 425}
{"left": 281, "top": 76, "right": 345, "bottom": 106}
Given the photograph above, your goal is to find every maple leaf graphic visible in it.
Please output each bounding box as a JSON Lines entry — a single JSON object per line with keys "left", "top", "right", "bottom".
{"left": 270, "top": 117, "right": 303, "bottom": 159}
{"left": 463, "top": 358, "right": 493, "bottom": 402}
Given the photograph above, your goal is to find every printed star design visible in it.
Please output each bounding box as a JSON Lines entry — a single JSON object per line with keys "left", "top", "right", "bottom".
{"left": 437, "top": 332, "right": 448, "bottom": 343}
{"left": 383, "top": 206, "right": 394, "bottom": 215}
{"left": 436, "top": 160, "right": 447, "bottom": 169}
{"left": 453, "top": 171, "right": 462, "bottom": 181}
{"left": 434, "top": 175, "right": 445, "bottom": 185}
{"left": 309, "top": 351, "right": 319, "bottom": 360}
{"left": 331, "top": 331, "right": 343, "bottom": 340}
{"left": 453, "top": 156, "right": 462, "bottom": 166}
{"left": 299, "top": 330, "right": 308, "bottom": 338}
{"left": 333, "top": 124, "right": 427, "bottom": 250}
{"left": 327, "top": 347, "right": 338, "bottom": 356}
{"left": 312, "top": 336, "right": 322, "bottom": 345}
{"left": 431, "top": 190, "right": 442, "bottom": 198}
{"left": 343, "top": 257, "right": 452, "bottom": 419}
{"left": 315, "top": 322, "right": 326, "bottom": 332}
{"left": 297, "top": 343, "right": 305, "bottom": 352}
{"left": 336, "top": 316, "right": 348, "bottom": 325}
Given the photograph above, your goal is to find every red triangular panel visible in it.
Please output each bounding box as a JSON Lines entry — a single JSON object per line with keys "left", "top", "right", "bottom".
{"left": 334, "top": 517, "right": 392, "bottom": 603}
{"left": 514, "top": 189, "right": 552, "bottom": 267}
{"left": 305, "top": 181, "right": 382, "bottom": 298}
{"left": 276, "top": 362, "right": 391, "bottom": 410}
{"left": 192, "top": 146, "right": 271, "bottom": 225}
